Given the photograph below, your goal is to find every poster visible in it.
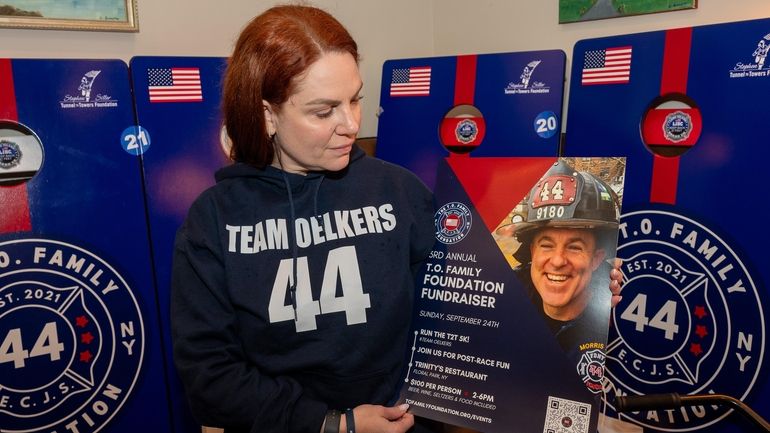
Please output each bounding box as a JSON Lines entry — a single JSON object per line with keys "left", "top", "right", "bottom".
{"left": 399, "top": 156, "right": 625, "bottom": 433}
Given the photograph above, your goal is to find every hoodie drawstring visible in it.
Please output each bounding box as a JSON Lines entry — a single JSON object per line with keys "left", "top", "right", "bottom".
{"left": 281, "top": 171, "right": 325, "bottom": 321}
{"left": 281, "top": 171, "right": 299, "bottom": 320}
{"left": 312, "top": 176, "right": 324, "bottom": 216}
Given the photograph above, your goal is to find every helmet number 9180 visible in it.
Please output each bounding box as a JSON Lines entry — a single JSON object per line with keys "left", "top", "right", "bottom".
{"left": 536, "top": 205, "right": 565, "bottom": 220}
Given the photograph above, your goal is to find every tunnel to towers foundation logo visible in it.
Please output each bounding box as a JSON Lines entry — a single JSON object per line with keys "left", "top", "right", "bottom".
{"left": 0, "top": 238, "right": 144, "bottom": 433}
{"left": 601, "top": 208, "right": 765, "bottom": 431}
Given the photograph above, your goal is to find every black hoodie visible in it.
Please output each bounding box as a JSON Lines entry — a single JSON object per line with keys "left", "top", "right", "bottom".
{"left": 171, "top": 146, "right": 435, "bottom": 433}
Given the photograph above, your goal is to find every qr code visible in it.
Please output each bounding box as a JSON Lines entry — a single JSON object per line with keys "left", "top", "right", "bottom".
{"left": 542, "top": 396, "right": 591, "bottom": 433}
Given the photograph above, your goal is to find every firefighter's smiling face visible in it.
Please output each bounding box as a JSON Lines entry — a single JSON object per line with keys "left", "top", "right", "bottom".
{"left": 529, "top": 227, "right": 605, "bottom": 321}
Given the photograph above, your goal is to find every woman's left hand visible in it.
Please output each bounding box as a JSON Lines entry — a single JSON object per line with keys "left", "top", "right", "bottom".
{"left": 610, "top": 258, "right": 623, "bottom": 307}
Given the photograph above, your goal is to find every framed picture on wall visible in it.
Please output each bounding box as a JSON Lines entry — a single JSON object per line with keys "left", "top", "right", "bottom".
{"left": 559, "top": 0, "right": 697, "bottom": 24}
{"left": 0, "top": 0, "right": 139, "bottom": 32}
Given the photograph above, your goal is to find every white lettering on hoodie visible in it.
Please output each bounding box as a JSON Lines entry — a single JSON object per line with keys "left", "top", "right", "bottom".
{"left": 226, "top": 203, "right": 397, "bottom": 254}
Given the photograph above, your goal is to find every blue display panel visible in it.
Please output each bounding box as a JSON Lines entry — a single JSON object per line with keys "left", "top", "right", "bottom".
{"left": 0, "top": 59, "right": 171, "bottom": 433}
{"left": 130, "top": 56, "right": 230, "bottom": 433}
{"left": 376, "top": 51, "right": 565, "bottom": 188}
{"left": 564, "top": 18, "right": 769, "bottom": 433}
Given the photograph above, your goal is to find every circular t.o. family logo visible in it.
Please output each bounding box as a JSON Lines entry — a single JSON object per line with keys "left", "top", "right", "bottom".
{"left": 602, "top": 208, "right": 765, "bottom": 431}
{"left": 434, "top": 202, "right": 472, "bottom": 245}
{"left": 0, "top": 238, "right": 144, "bottom": 433}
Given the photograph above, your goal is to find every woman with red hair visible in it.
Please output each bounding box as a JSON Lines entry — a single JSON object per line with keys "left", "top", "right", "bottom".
{"left": 171, "top": 5, "right": 437, "bottom": 433}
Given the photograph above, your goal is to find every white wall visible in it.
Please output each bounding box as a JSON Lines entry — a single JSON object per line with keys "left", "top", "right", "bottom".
{"left": 2, "top": 1, "right": 770, "bottom": 136}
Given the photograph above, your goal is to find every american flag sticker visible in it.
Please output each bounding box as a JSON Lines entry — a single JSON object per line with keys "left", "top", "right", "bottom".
{"left": 390, "top": 66, "right": 431, "bottom": 97}
{"left": 581, "top": 46, "right": 632, "bottom": 86}
{"left": 148, "top": 67, "right": 203, "bottom": 103}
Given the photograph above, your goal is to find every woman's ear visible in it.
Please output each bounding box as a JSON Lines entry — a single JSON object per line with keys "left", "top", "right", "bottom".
{"left": 263, "top": 100, "right": 277, "bottom": 137}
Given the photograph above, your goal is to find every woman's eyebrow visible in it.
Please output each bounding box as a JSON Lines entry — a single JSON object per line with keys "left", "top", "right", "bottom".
{"left": 305, "top": 98, "right": 340, "bottom": 106}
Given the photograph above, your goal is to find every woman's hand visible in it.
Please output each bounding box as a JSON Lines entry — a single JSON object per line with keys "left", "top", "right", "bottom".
{"left": 610, "top": 258, "right": 623, "bottom": 307}
{"left": 340, "top": 404, "right": 413, "bottom": 433}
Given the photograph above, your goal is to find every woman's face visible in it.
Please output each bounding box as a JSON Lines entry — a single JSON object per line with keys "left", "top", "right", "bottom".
{"left": 265, "top": 51, "right": 363, "bottom": 174}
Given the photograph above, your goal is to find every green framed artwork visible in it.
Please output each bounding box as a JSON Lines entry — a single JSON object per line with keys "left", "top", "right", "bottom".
{"left": 0, "top": 0, "right": 138, "bottom": 32}
{"left": 559, "top": 0, "right": 697, "bottom": 24}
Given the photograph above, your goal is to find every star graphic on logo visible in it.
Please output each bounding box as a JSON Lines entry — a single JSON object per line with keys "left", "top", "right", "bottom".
{"left": 80, "top": 350, "right": 93, "bottom": 363}
{"left": 689, "top": 343, "right": 703, "bottom": 357}
{"left": 693, "top": 305, "right": 708, "bottom": 320}
{"left": 81, "top": 332, "right": 95, "bottom": 344}
{"left": 75, "top": 315, "right": 89, "bottom": 328}
{"left": 695, "top": 325, "right": 708, "bottom": 339}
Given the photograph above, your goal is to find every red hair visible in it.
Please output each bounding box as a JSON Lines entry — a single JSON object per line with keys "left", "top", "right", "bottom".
{"left": 222, "top": 5, "right": 359, "bottom": 167}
